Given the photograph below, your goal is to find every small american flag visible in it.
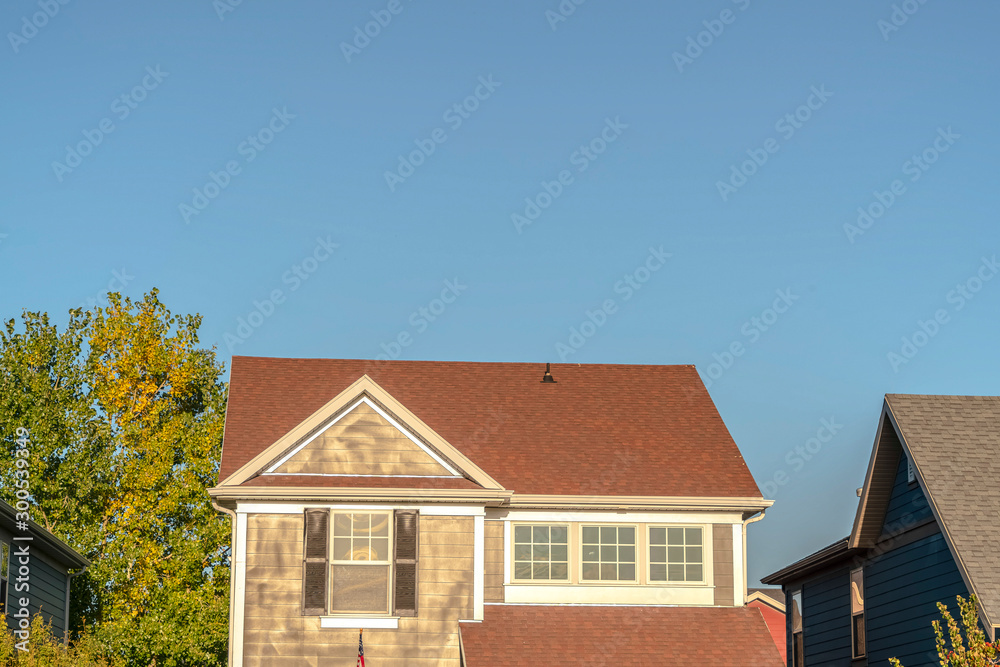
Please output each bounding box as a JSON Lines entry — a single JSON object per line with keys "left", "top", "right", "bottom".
{"left": 357, "top": 629, "right": 365, "bottom": 667}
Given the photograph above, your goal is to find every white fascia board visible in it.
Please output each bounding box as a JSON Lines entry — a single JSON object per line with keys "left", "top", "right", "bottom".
{"left": 491, "top": 509, "right": 743, "bottom": 524}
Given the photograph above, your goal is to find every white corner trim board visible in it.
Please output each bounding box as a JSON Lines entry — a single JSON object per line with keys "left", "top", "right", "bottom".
{"left": 474, "top": 514, "right": 485, "bottom": 621}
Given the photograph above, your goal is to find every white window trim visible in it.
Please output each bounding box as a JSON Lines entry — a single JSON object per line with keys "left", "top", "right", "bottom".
{"left": 329, "top": 511, "right": 394, "bottom": 616}
{"left": 646, "top": 524, "right": 708, "bottom": 586}
{"left": 579, "top": 523, "right": 640, "bottom": 585}
{"left": 510, "top": 522, "right": 572, "bottom": 585}
{"left": 321, "top": 616, "right": 399, "bottom": 629}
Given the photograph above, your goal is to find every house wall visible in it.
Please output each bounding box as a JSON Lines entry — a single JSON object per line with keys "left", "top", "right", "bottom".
{"left": 0, "top": 526, "right": 71, "bottom": 639}
{"left": 713, "top": 524, "right": 734, "bottom": 606}
{"left": 795, "top": 566, "right": 854, "bottom": 667}
{"left": 880, "top": 453, "right": 933, "bottom": 539}
{"left": 483, "top": 520, "right": 503, "bottom": 603}
{"left": 243, "top": 511, "right": 475, "bottom": 667}
{"left": 863, "top": 448, "right": 968, "bottom": 667}
{"left": 865, "top": 530, "right": 967, "bottom": 667}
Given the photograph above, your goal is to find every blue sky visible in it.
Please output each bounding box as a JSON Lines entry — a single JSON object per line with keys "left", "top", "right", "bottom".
{"left": 3, "top": 0, "right": 999, "bottom": 585}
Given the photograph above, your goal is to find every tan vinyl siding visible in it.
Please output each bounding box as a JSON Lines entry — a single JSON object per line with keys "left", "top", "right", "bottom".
{"left": 243, "top": 513, "right": 474, "bottom": 667}
{"left": 483, "top": 520, "right": 504, "bottom": 602}
{"left": 273, "top": 402, "right": 452, "bottom": 476}
{"left": 712, "top": 524, "right": 734, "bottom": 606}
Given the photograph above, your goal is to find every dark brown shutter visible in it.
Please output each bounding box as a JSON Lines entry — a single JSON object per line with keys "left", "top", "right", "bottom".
{"left": 302, "top": 509, "right": 329, "bottom": 615}
{"left": 393, "top": 510, "right": 419, "bottom": 617}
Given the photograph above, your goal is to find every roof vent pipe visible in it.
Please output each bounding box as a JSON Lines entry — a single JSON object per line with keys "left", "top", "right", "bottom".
{"left": 541, "top": 363, "right": 557, "bottom": 383}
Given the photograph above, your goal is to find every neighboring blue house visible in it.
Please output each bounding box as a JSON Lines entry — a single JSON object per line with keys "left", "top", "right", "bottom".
{"left": 0, "top": 499, "right": 89, "bottom": 641}
{"left": 763, "top": 394, "right": 1000, "bottom": 667}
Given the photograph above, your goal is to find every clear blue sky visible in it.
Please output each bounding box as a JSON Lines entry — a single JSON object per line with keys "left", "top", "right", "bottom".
{"left": 3, "top": 0, "right": 999, "bottom": 585}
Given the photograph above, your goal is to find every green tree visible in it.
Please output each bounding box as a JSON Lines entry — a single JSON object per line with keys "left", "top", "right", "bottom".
{"left": 890, "top": 594, "right": 998, "bottom": 667}
{"left": 0, "top": 291, "right": 230, "bottom": 666}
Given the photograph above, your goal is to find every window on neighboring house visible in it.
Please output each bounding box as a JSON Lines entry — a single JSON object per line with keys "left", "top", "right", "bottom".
{"left": 513, "top": 525, "right": 569, "bottom": 581}
{"left": 649, "top": 526, "right": 704, "bottom": 583}
{"left": 907, "top": 455, "right": 916, "bottom": 484}
{"left": 302, "top": 509, "right": 418, "bottom": 616}
{"left": 851, "top": 568, "right": 866, "bottom": 658}
{"left": 581, "top": 525, "right": 636, "bottom": 582}
{"left": 0, "top": 542, "right": 8, "bottom": 615}
{"left": 791, "top": 589, "right": 804, "bottom": 667}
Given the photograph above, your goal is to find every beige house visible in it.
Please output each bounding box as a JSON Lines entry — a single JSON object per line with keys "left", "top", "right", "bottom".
{"left": 209, "top": 358, "right": 782, "bottom": 666}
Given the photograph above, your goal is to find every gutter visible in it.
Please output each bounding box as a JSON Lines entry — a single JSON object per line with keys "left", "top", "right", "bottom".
{"left": 741, "top": 510, "right": 766, "bottom": 604}
{"left": 62, "top": 563, "right": 88, "bottom": 645}
{"left": 212, "top": 500, "right": 238, "bottom": 667}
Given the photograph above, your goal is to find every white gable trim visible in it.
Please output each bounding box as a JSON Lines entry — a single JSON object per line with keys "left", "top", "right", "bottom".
{"left": 265, "top": 396, "right": 461, "bottom": 477}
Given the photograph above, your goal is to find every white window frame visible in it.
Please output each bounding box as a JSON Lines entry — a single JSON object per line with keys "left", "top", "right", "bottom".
{"left": 510, "top": 523, "right": 571, "bottom": 584}
{"left": 791, "top": 589, "right": 804, "bottom": 667}
{"left": 851, "top": 567, "right": 866, "bottom": 659}
{"left": 579, "top": 523, "right": 640, "bottom": 585}
{"left": 329, "top": 511, "right": 394, "bottom": 615}
{"left": 646, "top": 524, "right": 708, "bottom": 586}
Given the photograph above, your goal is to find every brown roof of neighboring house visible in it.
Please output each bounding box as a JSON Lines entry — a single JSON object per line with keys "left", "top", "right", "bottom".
{"left": 460, "top": 605, "right": 783, "bottom": 666}
{"left": 219, "top": 357, "right": 763, "bottom": 498}
{"left": 883, "top": 394, "right": 1000, "bottom": 629}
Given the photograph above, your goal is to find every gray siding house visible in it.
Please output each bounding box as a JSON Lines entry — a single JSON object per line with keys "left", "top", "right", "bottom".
{"left": 763, "top": 394, "right": 1000, "bottom": 667}
{"left": 0, "top": 499, "right": 89, "bottom": 640}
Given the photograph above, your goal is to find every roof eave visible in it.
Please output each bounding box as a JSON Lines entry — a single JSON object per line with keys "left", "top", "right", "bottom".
{"left": 0, "top": 501, "right": 90, "bottom": 570}
{"left": 507, "top": 495, "right": 773, "bottom": 512}
{"left": 761, "top": 537, "right": 856, "bottom": 585}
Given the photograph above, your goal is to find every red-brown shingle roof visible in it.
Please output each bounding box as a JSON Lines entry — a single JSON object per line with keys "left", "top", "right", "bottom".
{"left": 460, "top": 605, "right": 783, "bottom": 666}
{"left": 219, "top": 357, "right": 762, "bottom": 497}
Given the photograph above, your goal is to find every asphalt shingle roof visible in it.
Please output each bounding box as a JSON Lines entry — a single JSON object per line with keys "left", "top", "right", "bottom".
{"left": 219, "top": 357, "right": 763, "bottom": 497}
{"left": 460, "top": 605, "right": 783, "bottom": 666}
